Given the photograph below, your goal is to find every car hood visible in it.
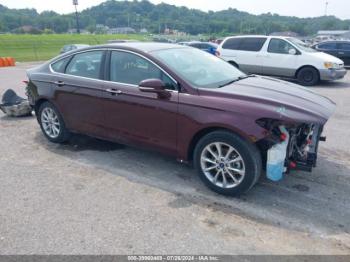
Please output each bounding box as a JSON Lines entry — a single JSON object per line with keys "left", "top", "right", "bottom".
{"left": 310, "top": 51, "right": 344, "bottom": 64}
{"left": 199, "top": 76, "right": 336, "bottom": 125}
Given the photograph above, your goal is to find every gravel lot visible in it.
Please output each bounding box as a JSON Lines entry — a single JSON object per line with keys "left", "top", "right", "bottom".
{"left": 0, "top": 62, "right": 350, "bottom": 255}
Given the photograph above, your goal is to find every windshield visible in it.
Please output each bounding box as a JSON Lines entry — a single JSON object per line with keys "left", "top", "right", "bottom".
{"left": 287, "top": 38, "right": 316, "bottom": 53}
{"left": 152, "top": 47, "right": 245, "bottom": 88}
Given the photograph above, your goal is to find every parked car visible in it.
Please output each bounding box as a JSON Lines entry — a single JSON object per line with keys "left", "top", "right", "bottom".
{"left": 216, "top": 35, "right": 347, "bottom": 86}
{"left": 26, "top": 43, "right": 335, "bottom": 196}
{"left": 188, "top": 42, "right": 219, "bottom": 55}
{"left": 60, "top": 44, "right": 90, "bottom": 54}
{"left": 312, "top": 40, "right": 350, "bottom": 67}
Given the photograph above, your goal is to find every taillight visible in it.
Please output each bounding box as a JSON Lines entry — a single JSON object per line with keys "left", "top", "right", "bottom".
{"left": 23, "top": 80, "right": 29, "bottom": 85}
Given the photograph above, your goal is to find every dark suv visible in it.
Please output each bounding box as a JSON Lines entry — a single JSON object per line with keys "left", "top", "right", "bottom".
{"left": 313, "top": 41, "right": 350, "bottom": 67}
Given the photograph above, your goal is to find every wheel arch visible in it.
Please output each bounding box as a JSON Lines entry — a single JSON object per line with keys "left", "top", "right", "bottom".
{"left": 34, "top": 98, "right": 65, "bottom": 124}
{"left": 34, "top": 98, "right": 50, "bottom": 116}
{"left": 186, "top": 126, "right": 252, "bottom": 162}
{"left": 295, "top": 65, "right": 320, "bottom": 79}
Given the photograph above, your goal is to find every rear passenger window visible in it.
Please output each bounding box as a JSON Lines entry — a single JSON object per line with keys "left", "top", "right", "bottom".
{"left": 339, "top": 43, "right": 350, "bottom": 51}
{"left": 65, "top": 51, "right": 104, "bottom": 79}
{"left": 51, "top": 56, "right": 71, "bottom": 73}
{"left": 222, "top": 37, "right": 266, "bottom": 52}
{"left": 318, "top": 43, "right": 337, "bottom": 50}
{"left": 222, "top": 38, "right": 242, "bottom": 50}
{"left": 268, "top": 39, "right": 295, "bottom": 54}
{"left": 190, "top": 43, "right": 200, "bottom": 48}
{"left": 239, "top": 38, "right": 266, "bottom": 51}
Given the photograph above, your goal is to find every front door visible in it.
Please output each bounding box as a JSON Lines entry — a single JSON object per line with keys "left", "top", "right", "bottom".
{"left": 102, "top": 50, "right": 179, "bottom": 156}
{"left": 261, "top": 38, "right": 299, "bottom": 78}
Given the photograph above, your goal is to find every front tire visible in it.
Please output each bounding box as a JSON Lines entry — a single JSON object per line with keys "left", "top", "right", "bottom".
{"left": 297, "top": 67, "right": 320, "bottom": 86}
{"left": 193, "top": 131, "right": 262, "bottom": 196}
{"left": 38, "top": 101, "right": 70, "bottom": 143}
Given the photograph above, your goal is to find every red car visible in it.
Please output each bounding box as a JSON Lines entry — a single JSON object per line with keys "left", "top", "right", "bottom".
{"left": 26, "top": 43, "right": 335, "bottom": 196}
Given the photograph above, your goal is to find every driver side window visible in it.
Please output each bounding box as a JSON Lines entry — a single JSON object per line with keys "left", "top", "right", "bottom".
{"left": 268, "top": 39, "right": 295, "bottom": 54}
{"left": 110, "top": 51, "right": 176, "bottom": 90}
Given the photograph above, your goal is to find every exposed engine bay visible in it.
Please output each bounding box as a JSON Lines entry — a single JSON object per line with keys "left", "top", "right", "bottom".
{"left": 287, "top": 123, "right": 323, "bottom": 171}
{"left": 257, "top": 119, "right": 325, "bottom": 181}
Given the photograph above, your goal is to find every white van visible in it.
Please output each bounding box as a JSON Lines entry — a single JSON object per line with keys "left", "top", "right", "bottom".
{"left": 216, "top": 35, "right": 347, "bottom": 86}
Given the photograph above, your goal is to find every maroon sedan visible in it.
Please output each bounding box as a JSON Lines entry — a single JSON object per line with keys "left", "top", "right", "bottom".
{"left": 26, "top": 43, "right": 335, "bottom": 196}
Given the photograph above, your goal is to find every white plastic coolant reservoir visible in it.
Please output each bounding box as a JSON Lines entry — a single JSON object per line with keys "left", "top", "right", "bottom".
{"left": 266, "top": 126, "right": 290, "bottom": 182}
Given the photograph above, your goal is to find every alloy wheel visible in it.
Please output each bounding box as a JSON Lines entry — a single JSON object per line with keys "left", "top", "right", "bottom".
{"left": 41, "top": 107, "right": 61, "bottom": 139}
{"left": 200, "top": 142, "right": 246, "bottom": 189}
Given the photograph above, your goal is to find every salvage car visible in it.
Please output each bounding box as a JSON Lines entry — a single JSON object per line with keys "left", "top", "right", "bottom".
{"left": 216, "top": 35, "right": 347, "bottom": 86}
{"left": 25, "top": 43, "right": 336, "bottom": 196}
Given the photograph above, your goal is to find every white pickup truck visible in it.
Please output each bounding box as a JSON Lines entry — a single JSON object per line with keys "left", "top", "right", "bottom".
{"left": 216, "top": 35, "right": 347, "bottom": 86}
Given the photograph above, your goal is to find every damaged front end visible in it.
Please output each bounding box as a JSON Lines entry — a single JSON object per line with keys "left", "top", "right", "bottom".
{"left": 256, "top": 119, "right": 326, "bottom": 181}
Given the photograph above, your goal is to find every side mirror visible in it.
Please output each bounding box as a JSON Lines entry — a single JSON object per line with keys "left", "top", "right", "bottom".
{"left": 138, "top": 79, "right": 170, "bottom": 98}
{"left": 289, "top": 48, "right": 297, "bottom": 55}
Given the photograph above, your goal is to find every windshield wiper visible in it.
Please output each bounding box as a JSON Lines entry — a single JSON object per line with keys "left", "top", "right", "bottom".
{"left": 218, "top": 74, "right": 256, "bottom": 88}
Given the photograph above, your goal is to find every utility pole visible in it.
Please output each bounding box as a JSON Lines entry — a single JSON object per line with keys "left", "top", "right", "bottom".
{"left": 325, "top": 1, "right": 329, "bottom": 16}
{"left": 73, "top": 0, "right": 80, "bottom": 34}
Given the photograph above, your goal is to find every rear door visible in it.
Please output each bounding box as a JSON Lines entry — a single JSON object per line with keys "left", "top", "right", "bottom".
{"left": 51, "top": 50, "right": 107, "bottom": 137}
{"left": 261, "top": 38, "right": 299, "bottom": 77}
{"left": 221, "top": 37, "right": 266, "bottom": 74}
{"left": 337, "top": 42, "right": 350, "bottom": 66}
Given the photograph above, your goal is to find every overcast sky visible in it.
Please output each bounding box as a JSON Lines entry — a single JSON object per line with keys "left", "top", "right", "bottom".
{"left": 0, "top": 0, "right": 349, "bottom": 19}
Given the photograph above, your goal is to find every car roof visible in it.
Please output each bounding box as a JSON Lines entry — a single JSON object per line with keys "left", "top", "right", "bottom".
{"left": 225, "top": 35, "right": 268, "bottom": 39}
{"left": 224, "top": 35, "right": 297, "bottom": 40}
{"left": 103, "top": 42, "right": 187, "bottom": 53}
{"left": 53, "top": 42, "right": 189, "bottom": 62}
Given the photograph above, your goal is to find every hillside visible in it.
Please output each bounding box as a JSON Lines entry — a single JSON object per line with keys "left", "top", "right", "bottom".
{"left": 0, "top": 0, "right": 349, "bottom": 36}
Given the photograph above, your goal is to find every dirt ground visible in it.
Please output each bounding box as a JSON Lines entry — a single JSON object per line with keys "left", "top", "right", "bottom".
{"left": 0, "top": 62, "right": 350, "bottom": 255}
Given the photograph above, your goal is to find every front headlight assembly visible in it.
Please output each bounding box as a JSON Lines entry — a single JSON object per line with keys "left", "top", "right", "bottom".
{"left": 324, "top": 62, "right": 340, "bottom": 69}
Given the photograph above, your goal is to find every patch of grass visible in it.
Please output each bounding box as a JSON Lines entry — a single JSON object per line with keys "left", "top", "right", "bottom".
{"left": 0, "top": 34, "right": 149, "bottom": 62}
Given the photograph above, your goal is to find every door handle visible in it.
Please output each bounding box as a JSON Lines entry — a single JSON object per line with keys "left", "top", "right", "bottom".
{"left": 106, "top": 89, "right": 123, "bottom": 95}
{"left": 54, "top": 81, "right": 65, "bottom": 87}
{"left": 338, "top": 52, "right": 345, "bottom": 55}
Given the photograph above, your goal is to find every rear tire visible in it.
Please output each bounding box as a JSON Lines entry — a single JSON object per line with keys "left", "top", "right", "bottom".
{"left": 297, "top": 67, "right": 320, "bottom": 86}
{"left": 193, "top": 131, "right": 262, "bottom": 196}
{"left": 38, "top": 101, "right": 70, "bottom": 143}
